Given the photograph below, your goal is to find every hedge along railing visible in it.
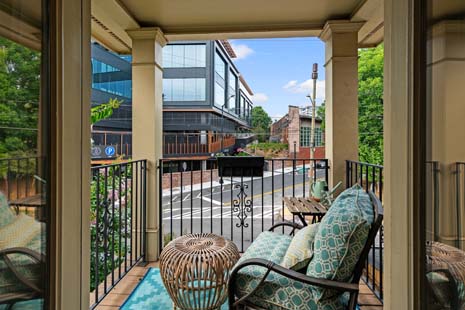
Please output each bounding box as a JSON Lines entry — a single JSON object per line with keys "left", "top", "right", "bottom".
{"left": 90, "top": 160, "right": 147, "bottom": 309}
{"left": 346, "top": 160, "right": 384, "bottom": 301}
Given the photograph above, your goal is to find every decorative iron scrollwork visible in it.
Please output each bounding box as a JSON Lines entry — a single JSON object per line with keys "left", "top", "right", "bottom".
{"left": 233, "top": 183, "right": 252, "bottom": 228}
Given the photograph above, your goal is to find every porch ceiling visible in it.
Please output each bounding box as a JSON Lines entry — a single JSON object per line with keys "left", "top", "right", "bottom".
{"left": 91, "top": 0, "right": 385, "bottom": 54}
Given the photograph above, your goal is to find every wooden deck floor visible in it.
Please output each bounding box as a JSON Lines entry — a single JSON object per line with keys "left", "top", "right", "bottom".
{"left": 95, "top": 262, "right": 383, "bottom": 310}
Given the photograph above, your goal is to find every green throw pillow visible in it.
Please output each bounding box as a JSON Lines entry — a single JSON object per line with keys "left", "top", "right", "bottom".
{"left": 306, "top": 184, "right": 374, "bottom": 301}
{"left": 281, "top": 223, "right": 319, "bottom": 270}
{"left": 0, "top": 191, "right": 15, "bottom": 227}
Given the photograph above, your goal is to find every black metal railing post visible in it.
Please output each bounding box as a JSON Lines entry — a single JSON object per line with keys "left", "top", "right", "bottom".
{"left": 345, "top": 159, "right": 384, "bottom": 302}
{"left": 90, "top": 160, "right": 147, "bottom": 309}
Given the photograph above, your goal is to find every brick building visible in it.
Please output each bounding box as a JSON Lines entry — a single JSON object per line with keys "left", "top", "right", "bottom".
{"left": 270, "top": 105, "right": 325, "bottom": 158}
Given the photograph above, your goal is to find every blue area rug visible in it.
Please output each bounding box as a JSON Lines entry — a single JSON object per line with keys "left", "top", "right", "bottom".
{"left": 120, "top": 268, "right": 363, "bottom": 310}
{"left": 120, "top": 268, "right": 228, "bottom": 310}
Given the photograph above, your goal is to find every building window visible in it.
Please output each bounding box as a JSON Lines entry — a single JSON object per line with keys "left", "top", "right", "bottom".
{"left": 214, "top": 82, "right": 225, "bottom": 107}
{"left": 215, "top": 52, "right": 226, "bottom": 80}
{"left": 300, "top": 127, "right": 322, "bottom": 147}
{"left": 92, "top": 59, "right": 119, "bottom": 73}
{"left": 163, "top": 44, "right": 206, "bottom": 68}
{"left": 163, "top": 78, "right": 206, "bottom": 101}
{"left": 214, "top": 51, "right": 227, "bottom": 108}
{"left": 228, "top": 70, "right": 237, "bottom": 114}
{"left": 92, "top": 80, "right": 132, "bottom": 98}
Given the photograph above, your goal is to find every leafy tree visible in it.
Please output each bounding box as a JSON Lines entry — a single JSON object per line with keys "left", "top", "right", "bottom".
{"left": 358, "top": 45, "right": 384, "bottom": 164}
{"left": 251, "top": 106, "right": 272, "bottom": 142}
{"left": 91, "top": 98, "right": 122, "bottom": 125}
{"left": 0, "top": 37, "right": 41, "bottom": 158}
{"left": 316, "top": 101, "right": 326, "bottom": 131}
{"left": 315, "top": 46, "right": 383, "bottom": 164}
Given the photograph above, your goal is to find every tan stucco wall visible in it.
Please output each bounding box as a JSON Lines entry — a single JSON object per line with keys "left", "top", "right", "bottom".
{"left": 428, "top": 21, "right": 465, "bottom": 247}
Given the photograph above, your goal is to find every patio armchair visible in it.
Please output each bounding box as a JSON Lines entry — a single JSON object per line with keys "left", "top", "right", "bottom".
{"left": 0, "top": 192, "right": 45, "bottom": 308}
{"left": 228, "top": 186, "right": 383, "bottom": 310}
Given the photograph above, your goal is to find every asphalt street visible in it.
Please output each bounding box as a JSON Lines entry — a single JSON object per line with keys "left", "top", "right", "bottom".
{"left": 161, "top": 168, "right": 326, "bottom": 251}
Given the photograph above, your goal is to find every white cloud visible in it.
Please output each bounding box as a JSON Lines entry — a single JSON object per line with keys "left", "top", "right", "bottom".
{"left": 283, "top": 80, "right": 298, "bottom": 89}
{"left": 230, "top": 43, "right": 254, "bottom": 60}
{"left": 251, "top": 93, "right": 269, "bottom": 105}
{"left": 282, "top": 79, "right": 326, "bottom": 102}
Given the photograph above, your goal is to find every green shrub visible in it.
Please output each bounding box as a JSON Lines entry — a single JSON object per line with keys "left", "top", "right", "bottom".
{"left": 249, "top": 143, "right": 288, "bottom": 153}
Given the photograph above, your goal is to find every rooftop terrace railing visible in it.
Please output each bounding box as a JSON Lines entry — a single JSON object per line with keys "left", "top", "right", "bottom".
{"left": 158, "top": 157, "right": 329, "bottom": 253}
{"left": 346, "top": 160, "right": 384, "bottom": 301}
{"left": 90, "top": 160, "right": 147, "bottom": 309}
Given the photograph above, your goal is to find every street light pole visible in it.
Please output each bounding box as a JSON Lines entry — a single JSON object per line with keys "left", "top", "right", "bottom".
{"left": 221, "top": 104, "right": 224, "bottom": 151}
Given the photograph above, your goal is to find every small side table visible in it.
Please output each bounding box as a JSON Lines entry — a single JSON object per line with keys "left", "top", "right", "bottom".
{"left": 159, "top": 233, "right": 240, "bottom": 310}
{"left": 283, "top": 197, "right": 328, "bottom": 226}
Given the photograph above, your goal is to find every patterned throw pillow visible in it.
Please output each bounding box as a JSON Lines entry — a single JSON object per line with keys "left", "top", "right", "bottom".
{"left": 306, "top": 184, "right": 374, "bottom": 301}
{"left": 0, "top": 191, "right": 15, "bottom": 227}
{"left": 281, "top": 223, "right": 319, "bottom": 271}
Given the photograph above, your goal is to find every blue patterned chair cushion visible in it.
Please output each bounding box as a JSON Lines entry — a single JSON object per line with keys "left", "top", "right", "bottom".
{"left": 281, "top": 223, "right": 319, "bottom": 270}
{"left": 0, "top": 192, "right": 15, "bottom": 228}
{"left": 306, "top": 184, "right": 374, "bottom": 302}
{"left": 0, "top": 213, "right": 45, "bottom": 297}
{"left": 234, "top": 231, "right": 347, "bottom": 310}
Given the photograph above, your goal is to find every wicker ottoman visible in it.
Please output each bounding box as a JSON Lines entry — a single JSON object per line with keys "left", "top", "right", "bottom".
{"left": 159, "top": 233, "right": 240, "bottom": 310}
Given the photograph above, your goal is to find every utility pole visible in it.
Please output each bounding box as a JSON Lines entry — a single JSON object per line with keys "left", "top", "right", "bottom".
{"left": 307, "top": 63, "right": 318, "bottom": 195}
{"left": 310, "top": 63, "right": 318, "bottom": 163}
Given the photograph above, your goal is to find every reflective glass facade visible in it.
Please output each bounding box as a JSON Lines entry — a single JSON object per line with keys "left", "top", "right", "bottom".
{"left": 228, "top": 69, "right": 237, "bottom": 114}
{"left": 91, "top": 43, "right": 132, "bottom": 132}
{"left": 163, "top": 44, "right": 206, "bottom": 68}
{"left": 214, "top": 52, "right": 226, "bottom": 107}
{"left": 163, "top": 78, "right": 206, "bottom": 101}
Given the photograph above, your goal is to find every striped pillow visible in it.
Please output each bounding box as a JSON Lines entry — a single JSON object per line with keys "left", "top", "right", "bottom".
{"left": 281, "top": 223, "right": 319, "bottom": 270}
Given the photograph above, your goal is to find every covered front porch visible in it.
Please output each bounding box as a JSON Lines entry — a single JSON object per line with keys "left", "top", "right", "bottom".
{"left": 88, "top": 0, "right": 387, "bottom": 307}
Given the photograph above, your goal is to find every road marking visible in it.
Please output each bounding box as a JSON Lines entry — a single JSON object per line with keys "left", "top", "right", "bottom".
{"left": 202, "top": 197, "right": 221, "bottom": 206}
{"left": 182, "top": 194, "right": 191, "bottom": 201}
{"left": 223, "top": 182, "right": 306, "bottom": 206}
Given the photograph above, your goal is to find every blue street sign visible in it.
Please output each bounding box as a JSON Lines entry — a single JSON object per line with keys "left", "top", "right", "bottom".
{"left": 105, "top": 146, "right": 116, "bottom": 157}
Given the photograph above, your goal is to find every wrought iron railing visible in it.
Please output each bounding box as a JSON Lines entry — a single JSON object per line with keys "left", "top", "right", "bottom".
{"left": 158, "top": 158, "right": 329, "bottom": 253}
{"left": 346, "top": 160, "right": 384, "bottom": 301}
{"left": 90, "top": 160, "right": 147, "bottom": 309}
{"left": 0, "top": 156, "right": 43, "bottom": 219}
{"left": 456, "top": 162, "right": 465, "bottom": 249}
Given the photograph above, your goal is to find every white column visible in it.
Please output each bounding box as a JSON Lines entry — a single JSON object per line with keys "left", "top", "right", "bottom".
{"left": 320, "top": 21, "right": 363, "bottom": 189}
{"left": 127, "top": 28, "right": 167, "bottom": 261}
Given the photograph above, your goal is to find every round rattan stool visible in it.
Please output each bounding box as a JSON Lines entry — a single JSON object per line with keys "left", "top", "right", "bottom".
{"left": 159, "top": 233, "right": 240, "bottom": 310}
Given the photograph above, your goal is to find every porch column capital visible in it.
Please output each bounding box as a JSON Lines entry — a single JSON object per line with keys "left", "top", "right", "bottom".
{"left": 127, "top": 27, "right": 168, "bottom": 46}
{"left": 319, "top": 20, "right": 364, "bottom": 42}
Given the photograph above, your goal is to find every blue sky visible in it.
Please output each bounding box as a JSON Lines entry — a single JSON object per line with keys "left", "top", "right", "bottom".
{"left": 230, "top": 38, "right": 325, "bottom": 120}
